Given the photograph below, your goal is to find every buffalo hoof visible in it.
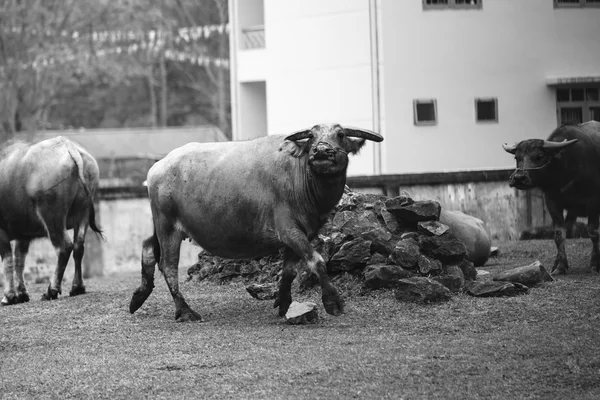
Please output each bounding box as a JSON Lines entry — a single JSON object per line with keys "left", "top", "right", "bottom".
{"left": 175, "top": 308, "right": 202, "bottom": 323}
{"left": 322, "top": 294, "right": 345, "bottom": 316}
{"left": 69, "top": 285, "right": 86, "bottom": 297}
{"left": 129, "top": 287, "right": 153, "bottom": 314}
{"left": 16, "top": 292, "right": 30, "bottom": 303}
{"left": 41, "top": 288, "right": 60, "bottom": 301}
{"left": 1, "top": 294, "right": 18, "bottom": 306}
{"left": 274, "top": 295, "right": 292, "bottom": 317}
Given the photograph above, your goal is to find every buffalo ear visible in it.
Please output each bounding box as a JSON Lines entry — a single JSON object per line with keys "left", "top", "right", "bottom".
{"left": 280, "top": 129, "right": 312, "bottom": 158}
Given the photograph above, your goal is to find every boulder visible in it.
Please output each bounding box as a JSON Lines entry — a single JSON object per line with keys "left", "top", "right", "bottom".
{"left": 285, "top": 301, "right": 319, "bottom": 325}
{"left": 465, "top": 281, "right": 529, "bottom": 297}
{"left": 455, "top": 259, "right": 477, "bottom": 281}
{"left": 363, "top": 264, "right": 417, "bottom": 289}
{"left": 439, "top": 210, "right": 492, "bottom": 267}
{"left": 386, "top": 200, "right": 441, "bottom": 223}
{"left": 417, "top": 221, "right": 449, "bottom": 237}
{"left": 418, "top": 232, "right": 468, "bottom": 264}
{"left": 395, "top": 277, "right": 452, "bottom": 303}
{"left": 380, "top": 208, "right": 401, "bottom": 233}
{"left": 417, "top": 254, "right": 442, "bottom": 275}
{"left": 492, "top": 261, "right": 553, "bottom": 287}
{"left": 360, "top": 227, "right": 394, "bottom": 255}
{"left": 389, "top": 239, "right": 420, "bottom": 269}
{"left": 246, "top": 283, "right": 279, "bottom": 300}
{"left": 329, "top": 238, "right": 372, "bottom": 272}
{"left": 433, "top": 265, "right": 465, "bottom": 293}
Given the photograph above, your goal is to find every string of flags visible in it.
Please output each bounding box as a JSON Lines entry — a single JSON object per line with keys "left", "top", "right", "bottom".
{"left": 2, "top": 23, "right": 230, "bottom": 71}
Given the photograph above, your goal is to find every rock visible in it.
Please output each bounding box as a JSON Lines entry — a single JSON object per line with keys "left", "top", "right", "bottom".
{"left": 241, "top": 262, "right": 260, "bottom": 276}
{"left": 433, "top": 265, "right": 465, "bottom": 293}
{"left": 439, "top": 210, "right": 492, "bottom": 267}
{"left": 476, "top": 269, "right": 491, "bottom": 280}
{"left": 380, "top": 209, "right": 401, "bottom": 233}
{"left": 188, "top": 262, "right": 218, "bottom": 281}
{"left": 395, "top": 277, "right": 452, "bottom": 303}
{"left": 389, "top": 239, "right": 420, "bottom": 269}
{"left": 386, "top": 200, "right": 441, "bottom": 223}
{"left": 360, "top": 227, "right": 394, "bottom": 255}
{"left": 363, "top": 264, "right": 417, "bottom": 289}
{"left": 384, "top": 195, "right": 414, "bottom": 211}
{"left": 455, "top": 259, "right": 477, "bottom": 281}
{"left": 417, "top": 254, "right": 442, "bottom": 275}
{"left": 417, "top": 221, "right": 449, "bottom": 236}
{"left": 285, "top": 301, "right": 319, "bottom": 325}
{"left": 492, "top": 261, "right": 553, "bottom": 287}
{"left": 400, "top": 232, "right": 419, "bottom": 241}
{"left": 490, "top": 246, "right": 499, "bottom": 257}
{"left": 366, "top": 253, "right": 389, "bottom": 266}
{"left": 339, "top": 211, "right": 381, "bottom": 238}
{"left": 329, "top": 238, "right": 372, "bottom": 272}
{"left": 220, "top": 262, "right": 242, "bottom": 278}
{"left": 246, "top": 283, "right": 279, "bottom": 300}
{"left": 332, "top": 210, "right": 355, "bottom": 231}
{"left": 465, "top": 281, "right": 529, "bottom": 297}
{"left": 418, "top": 232, "right": 467, "bottom": 264}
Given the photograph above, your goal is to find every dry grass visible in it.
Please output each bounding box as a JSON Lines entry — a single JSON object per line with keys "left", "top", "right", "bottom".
{"left": 2, "top": 239, "right": 600, "bottom": 399}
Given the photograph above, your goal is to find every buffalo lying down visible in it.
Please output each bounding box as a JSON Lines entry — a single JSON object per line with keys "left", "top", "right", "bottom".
{"left": 0, "top": 136, "right": 102, "bottom": 305}
{"left": 130, "top": 124, "right": 383, "bottom": 321}
{"left": 503, "top": 120, "right": 600, "bottom": 274}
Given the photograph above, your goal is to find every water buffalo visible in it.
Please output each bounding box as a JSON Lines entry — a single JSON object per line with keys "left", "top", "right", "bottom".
{"left": 130, "top": 123, "right": 383, "bottom": 321}
{"left": 0, "top": 136, "right": 102, "bottom": 305}
{"left": 503, "top": 120, "right": 600, "bottom": 275}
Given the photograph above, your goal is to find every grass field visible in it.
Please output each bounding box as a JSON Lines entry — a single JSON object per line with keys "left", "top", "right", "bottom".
{"left": 1, "top": 239, "right": 600, "bottom": 399}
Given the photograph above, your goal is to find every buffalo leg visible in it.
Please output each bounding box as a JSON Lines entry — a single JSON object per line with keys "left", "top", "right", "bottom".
{"left": 280, "top": 228, "right": 344, "bottom": 316}
{"left": 156, "top": 225, "right": 201, "bottom": 322}
{"left": 274, "top": 248, "right": 299, "bottom": 317}
{"left": 1, "top": 231, "right": 16, "bottom": 305}
{"left": 70, "top": 223, "right": 87, "bottom": 296}
{"left": 565, "top": 211, "right": 577, "bottom": 239}
{"left": 129, "top": 235, "right": 158, "bottom": 313}
{"left": 587, "top": 210, "right": 600, "bottom": 273}
{"left": 42, "top": 228, "right": 73, "bottom": 300}
{"left": 14, "top": 239, "right": 30, "bottom": 303}
{"left": 546, "top": 196, "right": 568, "bottom": 275}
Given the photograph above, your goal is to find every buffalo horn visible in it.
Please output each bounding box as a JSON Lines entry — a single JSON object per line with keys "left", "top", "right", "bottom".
{"left": 343, "top": 126, "right": 384, "bottom": 142}
{"left": 542, "top": 138, "right": 578, "bottom": 149}
{"left": 502, "top": 142, "right": 518, "bottom": 154}
{"left": 284, "top": 129, "right": 313, "bottom": 141}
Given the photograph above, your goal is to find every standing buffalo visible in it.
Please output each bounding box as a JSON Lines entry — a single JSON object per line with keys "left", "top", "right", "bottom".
{"left": 503, "top": 120, "right": 600, "bottom": 275}
{"left": 0, "top": 136, "right": 102, "bottom": 305}
{"left": 130, "top": 123, "right": 383, "bottom": 321}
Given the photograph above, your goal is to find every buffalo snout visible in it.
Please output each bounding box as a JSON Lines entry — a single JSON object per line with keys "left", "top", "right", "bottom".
{"left": 508, "top": 170, "right": 532, "bottom": 189}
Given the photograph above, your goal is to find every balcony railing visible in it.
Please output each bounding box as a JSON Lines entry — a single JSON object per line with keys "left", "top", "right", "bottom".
{"left": 241, "top": 25, "right": 265, "bottom": 50}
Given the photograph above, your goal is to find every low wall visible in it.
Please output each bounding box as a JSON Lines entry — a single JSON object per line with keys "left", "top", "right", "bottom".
{"left": 347, "top": 170, "right": 551, "bottom": 241}
{"left": 23, "top": 196, "right": 199, "bottom": 284}
{"left": 8, "top": 169, "right": 552, "bottom": 285}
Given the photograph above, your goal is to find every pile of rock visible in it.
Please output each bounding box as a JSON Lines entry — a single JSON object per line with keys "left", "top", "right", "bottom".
{"left": 188, "top": 188, "right": 492, "bottom": 298}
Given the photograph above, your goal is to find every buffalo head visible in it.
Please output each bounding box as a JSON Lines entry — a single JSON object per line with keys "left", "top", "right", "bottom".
{"left": 280, "top": 124, "right": 383, "bottom": 175}
{"left": 502, "top": 138, "right": 578, "bottom": 189}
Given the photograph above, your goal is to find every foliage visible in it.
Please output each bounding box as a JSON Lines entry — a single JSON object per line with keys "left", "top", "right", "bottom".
{"left": 0, "top": 0, "right": 230, "bottom": 140}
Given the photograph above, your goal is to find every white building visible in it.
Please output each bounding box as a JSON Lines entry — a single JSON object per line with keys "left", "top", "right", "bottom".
{"left": 228, "top": 0, "right": 600, "bottom": 177}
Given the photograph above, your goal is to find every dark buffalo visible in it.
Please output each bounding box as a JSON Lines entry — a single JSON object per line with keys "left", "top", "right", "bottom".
{"left": 0, "top": 136, "right": 102, "bottom": 305}
{"left": 503, "top": 120, "right": 600, "bottom": 275}
{"left": 130, "top": 123, "right": 383, "bottom": 321}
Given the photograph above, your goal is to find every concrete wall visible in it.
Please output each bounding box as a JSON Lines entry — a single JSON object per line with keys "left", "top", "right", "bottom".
{"left": 378, "top": 0, "right": 600, "bottom": 174}
{"left": 20, "top": 198, "right": 199, "bottom": 284}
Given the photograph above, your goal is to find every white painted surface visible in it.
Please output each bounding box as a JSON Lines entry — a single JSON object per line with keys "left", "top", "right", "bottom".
{"left": 231, "top": 0, "right": 600, "bottom": 175}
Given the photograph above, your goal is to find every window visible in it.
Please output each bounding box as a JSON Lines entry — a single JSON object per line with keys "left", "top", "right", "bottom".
{"left": 475, "top": 98, "right": 498, "bottom": 122}
{"left": 556, "top": 87, "right": 600, "bottom": 124}
{"left": 423, "top": 0, "right": 482, "bottom": 10}
{"left": 555, "top": 0, "right": 600, "bottom": 7}
{"left": 414, "top": 99, "right": 438, "bottom": 125}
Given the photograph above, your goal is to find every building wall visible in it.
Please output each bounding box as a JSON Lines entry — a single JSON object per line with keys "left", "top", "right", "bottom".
{"left": 379, "top": 0, "right": 600, "bottom": 174}
{"left": 239, "top": 81, "right": 268, "bottom": 140}
{"left": 260, "top": 0, "right": 377, "bottom": 176}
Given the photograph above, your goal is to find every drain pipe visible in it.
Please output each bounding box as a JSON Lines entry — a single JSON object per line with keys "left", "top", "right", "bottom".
{"left": 369, "top": 0, "right": 382, "bottom": 175}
